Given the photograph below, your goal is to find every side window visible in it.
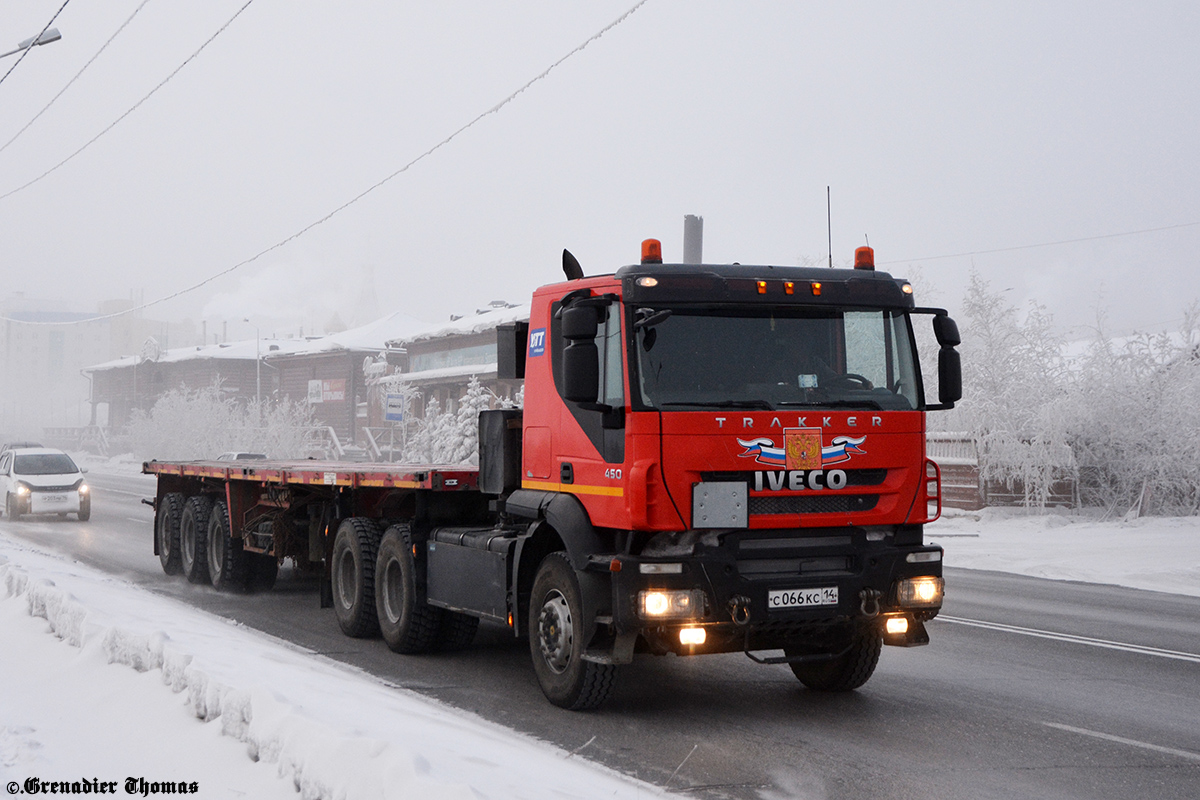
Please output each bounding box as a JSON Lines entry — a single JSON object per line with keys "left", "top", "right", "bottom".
{"left": 598, "top": 303, "right": 624, "bottom": 408}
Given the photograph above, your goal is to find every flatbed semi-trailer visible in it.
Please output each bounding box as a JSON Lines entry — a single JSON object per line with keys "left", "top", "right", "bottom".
{"left": 146, "top": 241, "right": 962, "bottom": 709}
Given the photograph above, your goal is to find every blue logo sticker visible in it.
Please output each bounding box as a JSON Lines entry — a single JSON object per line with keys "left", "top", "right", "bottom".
{"left": 528, "top": 327, "right": 546, "bottom": 357}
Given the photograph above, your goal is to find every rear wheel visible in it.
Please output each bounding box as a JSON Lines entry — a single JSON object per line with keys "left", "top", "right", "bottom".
{"left": 375, "top": 524, "right": 442, "bottom": 653}
{"left": 433, "top": 612, "right": 479, "bottom": 651}
{"left": 155, "top": 493, "right": 185, "bottom": 575}
{"left": 786, "top": 624, "right": 882, "bottom": 692}
{"left": 331, "top": 517, "right": 382, "bottom": 638}
{"left": 528, "top": 552, "right": 616, "bottom": 710}
{"left": 207, "top": 500, "right": 248, "bottom": 591}
{"left": 179, "top": 495, "right": 214, "bottom": 585}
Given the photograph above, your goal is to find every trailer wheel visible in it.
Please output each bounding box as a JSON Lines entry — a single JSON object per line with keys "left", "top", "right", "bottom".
{"left": 155, "top": 493, "right": 185, "bottom": 575}
{"left": 375, "top": 525, "right": 442, "bottom": 654}
{"left": 786, "top": 624, "right": 882, "bottom": 692}
{"left": 332, "top": 517, "right": 382, "bottom": 638}
{"left": 179, "top": 495, "right": 214, "bottom": 585}
{"left": 247, "top": 554, "right": 279, "bottom": 592}
{"left": 207, "top": 500, "right": 248, "bottom": 591}
{"left": 528, "top": 552, "right": 616, "bottom": 710}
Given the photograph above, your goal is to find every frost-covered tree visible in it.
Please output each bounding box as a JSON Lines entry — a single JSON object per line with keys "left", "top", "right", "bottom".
{"left": 943, "top": 272, "right": 1073, "bottom": 507}
{"left": 128, "top": 383, "right": 317, "bottom": 461}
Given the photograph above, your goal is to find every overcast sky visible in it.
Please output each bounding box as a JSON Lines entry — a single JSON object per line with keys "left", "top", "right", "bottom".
{"left": 1, "top": 1, "right": 1197, "bottom": 342}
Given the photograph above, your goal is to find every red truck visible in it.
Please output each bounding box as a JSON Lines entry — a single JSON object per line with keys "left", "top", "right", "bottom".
{"left": 146, "top": 240, "right": 962, "bottom": 709}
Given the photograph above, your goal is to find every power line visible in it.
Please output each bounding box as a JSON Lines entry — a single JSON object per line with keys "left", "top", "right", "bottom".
{"left": 880, "top": 220, "right": 1200, "bottom": 265}
{"left": 1, "top": 0, "right": 652, "bottom": 328}
{"left": 0, "top": 0, "right": 254, "bottom": 204}
{"left": 0, "top": 0, "right": 72, "bottom": 90}
{"left": 0, "top": 0, "right": 153, "bottom": 156}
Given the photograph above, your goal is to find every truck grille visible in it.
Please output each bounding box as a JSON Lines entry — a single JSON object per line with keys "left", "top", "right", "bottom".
{"left": 749, "top": 494, "right": 878, "bottom": 515}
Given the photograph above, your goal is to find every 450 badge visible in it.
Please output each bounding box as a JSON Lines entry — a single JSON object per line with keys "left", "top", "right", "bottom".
{"left": 737, "top": 427, "right": 866, "bottom": 492}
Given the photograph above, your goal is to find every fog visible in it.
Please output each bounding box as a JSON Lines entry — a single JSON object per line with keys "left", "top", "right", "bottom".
{"left": 2, "top": 1, "right": 1197, "bottom": 340}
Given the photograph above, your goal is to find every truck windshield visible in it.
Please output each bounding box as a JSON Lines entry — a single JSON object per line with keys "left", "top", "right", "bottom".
{"left": 632, "top": 306, "right": 920, "bottom": 411}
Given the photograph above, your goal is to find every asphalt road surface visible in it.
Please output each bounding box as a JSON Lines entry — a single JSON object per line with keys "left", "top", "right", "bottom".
{"left": 3, "top": 470, "right": 1198, "bottom": 799}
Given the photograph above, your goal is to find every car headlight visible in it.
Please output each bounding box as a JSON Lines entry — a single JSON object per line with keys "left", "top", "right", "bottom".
{"left": 638, "top": 589, "right": 706, "bottom": 620}
{"left": 895, "top": 576, "right": 944, "bottom": 608}
{"left": 16, "top": 482, "right": 31, "bottom": 497}
{"left": 78, "top": 483, "right": 89, "bottom": 495}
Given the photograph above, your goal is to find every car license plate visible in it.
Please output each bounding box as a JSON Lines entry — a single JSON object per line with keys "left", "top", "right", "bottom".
{"left": 41, "top": 494, "right": 68, "bottom": 504}
{"left": 768, "top": 586, "right": 838, "bottom": 609}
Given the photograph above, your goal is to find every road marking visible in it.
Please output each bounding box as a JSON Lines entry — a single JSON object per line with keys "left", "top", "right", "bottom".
{"left": 1042, "top": 722, "right": 1200, "bottom": 763}
{"left": 937, "top": 615, "right": 1200, "bottom": 663}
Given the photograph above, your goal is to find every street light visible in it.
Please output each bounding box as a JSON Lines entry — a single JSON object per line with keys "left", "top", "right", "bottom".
{"left": 243, "top": 318, "right": 261, "bottom": 406}
{"left": 1, "top": 27, "right": 62, "bottom": 60}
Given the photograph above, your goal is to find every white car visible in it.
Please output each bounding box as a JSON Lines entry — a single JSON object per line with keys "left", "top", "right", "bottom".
{"left": 0, "top": 447, "right": 90, "bottom": 521}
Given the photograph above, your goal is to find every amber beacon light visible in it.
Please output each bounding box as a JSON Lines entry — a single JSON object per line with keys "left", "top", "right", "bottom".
{"left": 641, "top": 239, "right": 663, "bottom": 264}
{"left": 854, "top": 245, "right": 875, "bottom": 270}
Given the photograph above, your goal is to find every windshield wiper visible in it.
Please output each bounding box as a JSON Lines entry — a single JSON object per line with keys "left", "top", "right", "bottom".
{"left": 660, "top": 400, "right": 774, "bottom": 410}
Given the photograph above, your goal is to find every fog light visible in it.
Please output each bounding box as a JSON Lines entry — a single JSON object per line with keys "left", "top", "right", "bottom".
{"left": 679, "top": 627, "right": 706, "bottom": 646}
{"left": 638, "top": 589, "right": 705, "bottom": 620}
{"left": 896, "top": 576, "right": 944, "bottom": 608}
{"left": 885, "top": 617, "right": 909, "bottom": 636}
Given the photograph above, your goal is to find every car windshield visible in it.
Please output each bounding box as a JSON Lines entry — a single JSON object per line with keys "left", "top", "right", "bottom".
{"left": 14, "top": 453, "right": 79, "bottom": 475}
{"left": 632, "top": 305, "right": 921, "bottom": 411}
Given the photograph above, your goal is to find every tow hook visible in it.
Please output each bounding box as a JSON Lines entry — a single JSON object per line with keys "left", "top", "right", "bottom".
{"left": 859, "top": 588, "right": 882, "bottom": 618}
{"left": 728, "top": 595, "right": 752, "bottom": 626}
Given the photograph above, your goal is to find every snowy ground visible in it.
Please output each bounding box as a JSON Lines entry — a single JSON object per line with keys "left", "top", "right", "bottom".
{"left": 2, "top": 497, "right": 1197, "bottom": 799}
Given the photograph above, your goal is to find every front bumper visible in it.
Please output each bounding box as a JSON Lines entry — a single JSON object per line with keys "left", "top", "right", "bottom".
{"left": 605, "top": 526, "right": 943, "bottom": 656}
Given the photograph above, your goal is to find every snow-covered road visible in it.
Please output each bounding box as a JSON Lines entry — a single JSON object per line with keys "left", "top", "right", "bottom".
{"left": 2, "top": 508, "right": 1197, "bottom": 799}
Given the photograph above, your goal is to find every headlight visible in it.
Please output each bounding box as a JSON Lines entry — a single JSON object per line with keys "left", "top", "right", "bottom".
{"left": 895, "top": 576, "right": 944, "bottom": 608}
{"left": 78, "top": 483, "right": 89, "bottom": 495}
{"left": 16, "top": 483, "right": 31, "bottom": 497}
{"left": 638, "top": 589, "right": 705, "bottom": 620}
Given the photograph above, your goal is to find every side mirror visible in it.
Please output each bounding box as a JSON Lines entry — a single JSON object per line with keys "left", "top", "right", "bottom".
{"left": 561, "top": 304, "right": 601, "bottom": 403}
{"left": 933, "top": 315, "right": 960, "bottom": 348}
{"left": 938, "top": 348, "right": 962, "bottom": 406}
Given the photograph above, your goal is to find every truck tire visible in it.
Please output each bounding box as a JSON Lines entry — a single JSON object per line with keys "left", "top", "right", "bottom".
{"left": 332, "top": 517, "right": 382, "bottom": 638}
{"left": 247, "top": 554, "right": 279, "bottom": 592}
{"left": 179, "top": 495, "right": 214, "bottom": 585}
{"left": 433, "top": 612, "right": 479, "bottom": 652}
{"left": 375, "top": 524, "right": 442, "bottom": 654}
{"left": 786, "top": 625, "right": 883, "bottom": 692}
{"left": 528, "top": 552, "right": 616, "bottom": 710}
{"left": 207, "top": 500, "right": 248, "bottom": 591}
{"left": 155, "top": 493, "right": 185, "bottom": 575}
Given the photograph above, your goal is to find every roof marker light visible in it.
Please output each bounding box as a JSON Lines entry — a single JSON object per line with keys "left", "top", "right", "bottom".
{"left": 636, "top": 277, "right": 658, "bottom": 287}
{"left": 811, "top": 282, "right": 822, "bottom": 296}
{"left": 641, "top": 239, "right": 663, "bottom": 264}
{"left": 756, "top": 280, "right": 767, "bottom": 294}
{"left": 784, "top": 281, "right": 795, "bottom": 295}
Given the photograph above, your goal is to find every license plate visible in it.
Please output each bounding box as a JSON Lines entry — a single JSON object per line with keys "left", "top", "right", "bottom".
{"left": 768, "top": 586, "right": 838, "bottom": 609}
{"left": 41, "top": 494, "right": 68, "bottom": 504}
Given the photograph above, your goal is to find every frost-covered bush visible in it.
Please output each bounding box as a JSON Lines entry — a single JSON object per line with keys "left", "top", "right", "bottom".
{"left": 1067, "top": 306, "right": 1200, "bottom": 516}
{"left": 128, "top": 384, "right": 317, "bottom": 461}
{"left": 397, "top": 377, "right": 515, "bottom": 466}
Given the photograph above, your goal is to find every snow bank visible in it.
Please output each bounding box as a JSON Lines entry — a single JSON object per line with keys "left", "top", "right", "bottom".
{"left": 933, "top": 508, "right": 1200, "bottom": 597}
{"left": 0, "top": 540, "right": 662, "bottom": 799}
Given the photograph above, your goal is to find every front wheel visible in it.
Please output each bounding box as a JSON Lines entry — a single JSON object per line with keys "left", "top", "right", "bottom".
{"left": 528, "top": 553, "right": 616, "bottom": 710}
{"left": 76, "top": 496, "right": 91, "bottom": 522}
{"left": 786, "top": 624, "right": 882, "bottom": 692}
{"left": 6, "top": 493, "right": 21, "bottom": 522}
